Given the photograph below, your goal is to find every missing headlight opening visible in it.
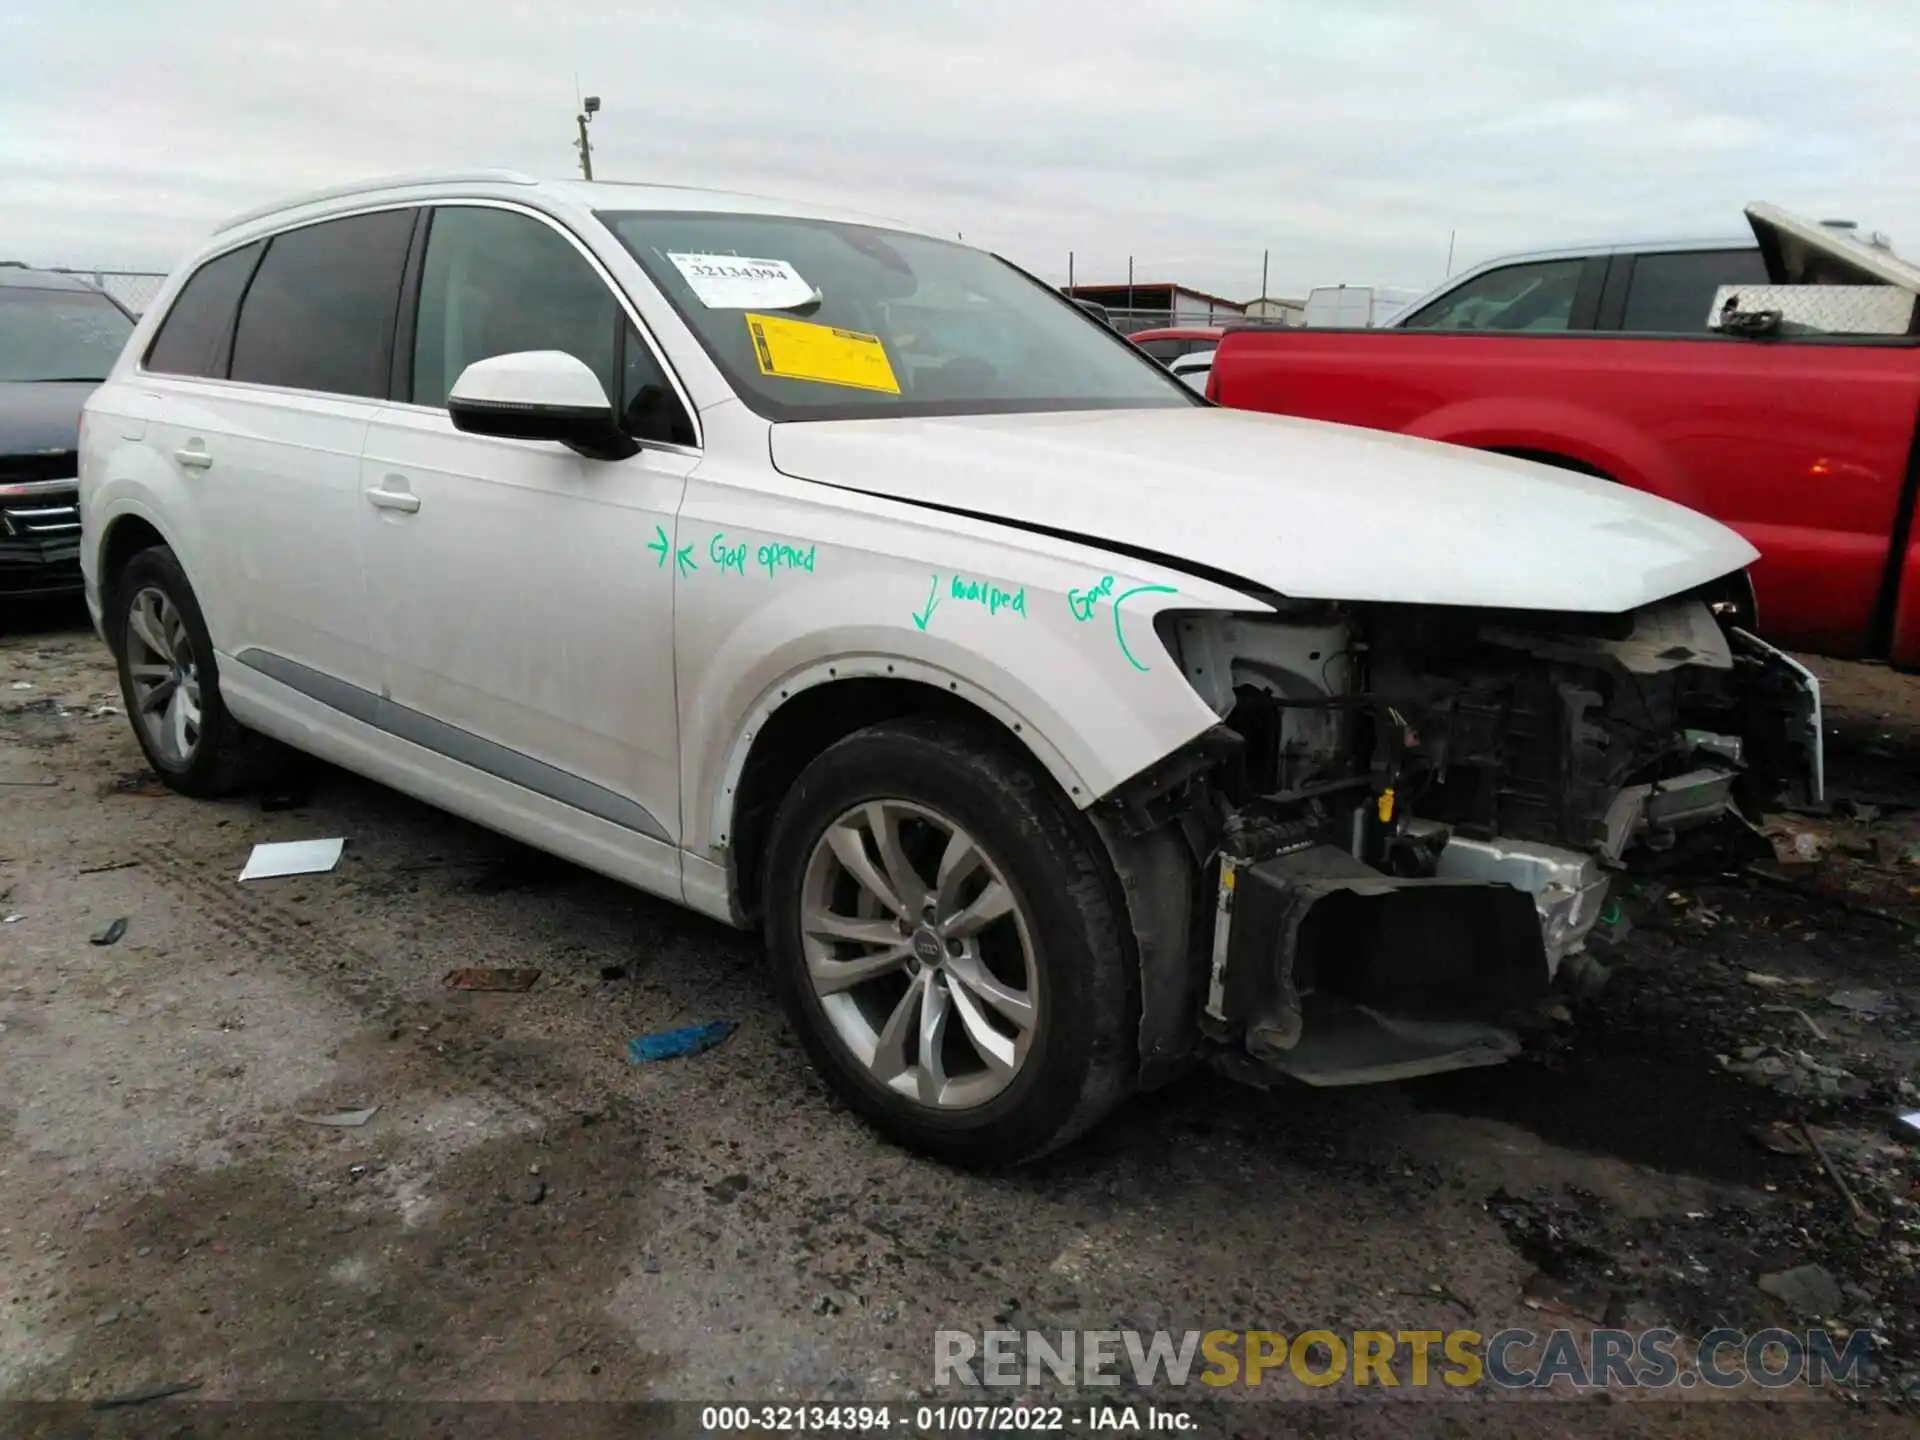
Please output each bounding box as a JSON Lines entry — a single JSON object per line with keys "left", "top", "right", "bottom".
{"left": 1115, "top": 582, "right": 1823, "bottom": 1088}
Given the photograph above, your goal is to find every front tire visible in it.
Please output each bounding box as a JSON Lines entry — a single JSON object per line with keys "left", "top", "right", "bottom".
{"left": 761, "top": 717, "right": 1136, "bottom": 1166}
{"left": 110, "top": 545, "right": 258, "bottom": 797}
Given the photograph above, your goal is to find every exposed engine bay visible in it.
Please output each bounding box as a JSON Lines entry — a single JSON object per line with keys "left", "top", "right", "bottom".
{"left": 1112, "top": 580, "right": 1825, "bottom": 1087}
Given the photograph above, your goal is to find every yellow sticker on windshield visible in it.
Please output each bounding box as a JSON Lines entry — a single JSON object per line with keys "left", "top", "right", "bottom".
{"left": 744, "top": 312, "right": 901, "bottom": 395}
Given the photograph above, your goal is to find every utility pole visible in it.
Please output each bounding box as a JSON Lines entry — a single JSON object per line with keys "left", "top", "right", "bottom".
{"left": 1445, "top": 229, "right": 1456, "bottom": 278}
{"left": 1261, "top": 248, "right": 1269, "bottom": 301}
{"left": 575, "top": 93, "right": 600, "bottom": 181}
{"left": 1127, "top": 255, "right": 1134, "bottom": 320}
{"left": 1068, "top": 250, "right": 1074, "bottom": 292}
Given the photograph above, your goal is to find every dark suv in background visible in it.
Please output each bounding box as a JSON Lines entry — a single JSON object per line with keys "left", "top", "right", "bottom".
{"left": 1, "top": 265, "right": 136, "bottom": 601}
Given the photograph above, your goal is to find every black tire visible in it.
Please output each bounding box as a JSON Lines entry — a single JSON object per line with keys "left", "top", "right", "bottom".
{"left": 109, "top": 545, "right": 260, "bottom": 798}
{"left": 761, "top": 716, "right": 1137, "bottom": 1166}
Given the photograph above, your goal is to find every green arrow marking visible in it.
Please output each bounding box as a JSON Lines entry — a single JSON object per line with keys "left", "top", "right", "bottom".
{"left": 911, "top": 573, "right": 942, "bottom": 631}
{"left": 675, "top": 543, "right": 697, "bottom": 578}
{"left": 647, "top": 524, "right": 671, "bottom": 568}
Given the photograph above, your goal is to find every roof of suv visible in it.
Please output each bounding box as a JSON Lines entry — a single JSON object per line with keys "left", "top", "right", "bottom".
{"left": 211, "top": 169, "right": 918, "bottom": 246}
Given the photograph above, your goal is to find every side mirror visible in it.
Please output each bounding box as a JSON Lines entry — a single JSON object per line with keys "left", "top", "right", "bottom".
{"left": 447, "top": 351, "right": 638, "bottom": 461}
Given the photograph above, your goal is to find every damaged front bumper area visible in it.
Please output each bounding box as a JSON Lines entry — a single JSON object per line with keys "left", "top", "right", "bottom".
{"left": 1144, "top": 583, "right": 1822, "bottom": 1087}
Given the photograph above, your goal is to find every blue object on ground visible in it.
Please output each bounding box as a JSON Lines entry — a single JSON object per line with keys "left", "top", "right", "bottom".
{"left": 628, "top": 1019, "right": 738, "bottom": 1064}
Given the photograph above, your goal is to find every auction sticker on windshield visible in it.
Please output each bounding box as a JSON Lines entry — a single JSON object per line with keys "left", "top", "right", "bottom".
{"left": 669, "top": 253, "right": 815, "bottom": 310}
{"left": 745, "top": 312, "right": 901, "bottom": 394}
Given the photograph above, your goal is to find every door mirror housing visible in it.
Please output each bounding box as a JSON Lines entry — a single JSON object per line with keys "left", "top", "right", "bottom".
{"left": 446, "top": 351, "right": 639, "bottom": 461}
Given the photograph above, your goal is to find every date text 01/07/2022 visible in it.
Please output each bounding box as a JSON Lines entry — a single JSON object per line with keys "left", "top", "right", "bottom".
{"left": 698, "top": 1403, "right": 1197, "bottom": 1431}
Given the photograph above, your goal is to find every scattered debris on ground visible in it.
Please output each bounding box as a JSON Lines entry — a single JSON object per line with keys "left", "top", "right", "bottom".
{"left": 89, "top": 1380, "right": 202, "bottom": 1411}
{"left": 443, "top": 967, "right": 542, "bottom": 992}
{"left": 628, "top": 1019, "right": 738, "bottom": 1063}
{"left": 1758, "top": 1263, "right": 1843, "bottom": 1318}
{"left": 294, "top": 1106, "right": 379, "bottom": 1128}
{"left": 105, "top": 769, "right": 171, "bottom": 798}
{"left": 237, "top": 837, "right": 346, "bottom": 881}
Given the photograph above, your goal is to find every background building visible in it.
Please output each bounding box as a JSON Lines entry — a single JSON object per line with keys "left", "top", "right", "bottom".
{"left": 1061, "top": 282, "right": 1246, "bottom": 335}
{"left": 1242, "top": 295, "right": 1307, "bottom": 324}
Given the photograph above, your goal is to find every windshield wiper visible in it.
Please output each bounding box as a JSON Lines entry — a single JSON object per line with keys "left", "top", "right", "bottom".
{"left": 23, "top": 376, "right": 108, "bottom": 383}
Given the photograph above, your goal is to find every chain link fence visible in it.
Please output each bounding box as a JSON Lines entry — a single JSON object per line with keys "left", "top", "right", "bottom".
{"left": 1087, "top": 305, "right": 1302, "bottom": 335}
{"left": 45, "top": 268, "right": 169, "bottom": 317}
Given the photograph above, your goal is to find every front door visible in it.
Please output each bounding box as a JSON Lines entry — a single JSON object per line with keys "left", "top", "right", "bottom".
{"left": 358, "top": 203, "right": 697, "bottom": 850}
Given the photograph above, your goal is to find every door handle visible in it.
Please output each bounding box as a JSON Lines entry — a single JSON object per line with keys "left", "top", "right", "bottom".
{"left": 174, "top": 447, "right": 212, "bottom": 470}
{"left": 366, "top": 488, "right": 421, "bottom": 513}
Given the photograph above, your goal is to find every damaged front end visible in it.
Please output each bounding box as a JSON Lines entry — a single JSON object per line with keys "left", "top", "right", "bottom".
{"left": 1125, "top": 579, "right": 1822, "bottom": 1087}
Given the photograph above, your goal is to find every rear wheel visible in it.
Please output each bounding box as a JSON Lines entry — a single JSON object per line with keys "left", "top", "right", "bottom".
{"left": 110, "top": 545, "right": 258, "bottom": 797}
{"left": 761, "top": 717, "right": 1136, "bottom": 1166}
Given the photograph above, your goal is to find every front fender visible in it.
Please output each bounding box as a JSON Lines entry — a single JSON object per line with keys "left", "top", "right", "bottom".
{"left": 674, "top": 472, "right": 1261, "bottom": 862}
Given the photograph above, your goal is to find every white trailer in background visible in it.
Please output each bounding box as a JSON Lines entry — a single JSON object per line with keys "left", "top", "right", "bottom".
{"left": 1303, "top": 285, "right": 1423, "bottom": 327}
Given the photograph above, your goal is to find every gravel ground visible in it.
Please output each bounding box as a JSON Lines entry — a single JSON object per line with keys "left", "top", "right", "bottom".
{"left": 2, "top": 598, "right": 1917, "bottom": 1438}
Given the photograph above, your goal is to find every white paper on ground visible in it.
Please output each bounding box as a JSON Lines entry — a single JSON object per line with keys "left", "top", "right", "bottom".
{"left": 296, "top": 1106, "right": 379, "bottom": 1128}
{"left": 668, "top": 252, "right": 815, "bottom": 310}
{"left": 238, "top": 838, "right": 345, "bottom": 881}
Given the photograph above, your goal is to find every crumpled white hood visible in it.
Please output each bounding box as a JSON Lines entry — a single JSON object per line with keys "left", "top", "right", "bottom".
{"left": 770, "top": 406, "right": 1758, "bottom": 613}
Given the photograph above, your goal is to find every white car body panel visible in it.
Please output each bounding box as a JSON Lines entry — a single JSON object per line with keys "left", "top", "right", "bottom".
{"left": 1167, "top": 351, "right": 1212, "bottom": 393}
{"left": 673, "top": 405, "right": 1253, "bottom": 868}
{"left": 93, "top": 377, "right": 386, "bottom": 698}
{"left": 768, "top": 407, "right": 1759, "bottom": 615}
{"left": 358, "top": 402, "right": 694, "bottom": 847}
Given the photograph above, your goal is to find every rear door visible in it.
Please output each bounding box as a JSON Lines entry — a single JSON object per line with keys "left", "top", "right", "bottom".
{"left": 358, "top": 202, "right": 696, "bottom": 849}
{"left": 145, "top": 209, "right": 416, "bottom": 697}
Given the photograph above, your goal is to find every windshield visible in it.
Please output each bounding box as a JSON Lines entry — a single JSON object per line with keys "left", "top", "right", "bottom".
{"left": 599, "top": 211, "right": 1197, "bottom": 421}
{"left": 0, "top": 285, "right": 134, "bottom": 382}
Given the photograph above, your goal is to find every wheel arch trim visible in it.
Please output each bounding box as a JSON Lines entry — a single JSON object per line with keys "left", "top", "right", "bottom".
{"left": 708, "top": 654, "right": 1094, "bottom": 857}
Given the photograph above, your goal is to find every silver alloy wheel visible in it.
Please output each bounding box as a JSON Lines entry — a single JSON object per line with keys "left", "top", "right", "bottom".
{"left": 125, "top": 585, "right": 202, "bottom": 768}
{"left": 800, "top": 799, "right": 1039, "bottom": 1109}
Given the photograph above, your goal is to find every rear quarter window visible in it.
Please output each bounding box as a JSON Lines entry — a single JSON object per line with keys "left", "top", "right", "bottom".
{"left": 1619, "top": 248, "right": 1770, "bottom": 332}
{"left": 144, "top": 242, "right": 264, "bottom": 378}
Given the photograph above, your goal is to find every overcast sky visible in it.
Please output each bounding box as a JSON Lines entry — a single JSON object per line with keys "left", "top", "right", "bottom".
{"left": 3, "top": 0, "right": 1914, "bottom": 300}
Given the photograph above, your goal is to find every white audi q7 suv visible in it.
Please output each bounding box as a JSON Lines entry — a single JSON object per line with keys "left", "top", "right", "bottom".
{"left": 79, "top": 170, "right": 1821, "bottom": 1164}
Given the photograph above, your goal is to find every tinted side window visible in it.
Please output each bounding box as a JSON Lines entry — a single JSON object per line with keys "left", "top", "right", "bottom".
{"left": 144, "top": 242, "right": 263, "bottom": 377}
{"left": 230, "top": 209, "right": 415, "bottom": 397}
{"left": 1400, "top": 259, "right": 1585, "bottom": 332}
{"left": 1135, "top": 338, "right": 1184, "bottom": 362}
{"left": 1620, "top": 248, "right": 1769, "bottom": 332}
{"left": 620, "top": 324, "right": 696, "bottom": 446}
{"left": 412, "top": 206, "right": 690, "bottom": 444}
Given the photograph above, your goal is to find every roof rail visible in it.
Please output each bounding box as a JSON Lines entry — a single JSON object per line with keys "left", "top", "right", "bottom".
{"left": 214, "top": 169, "right": 539, "bottom": 234}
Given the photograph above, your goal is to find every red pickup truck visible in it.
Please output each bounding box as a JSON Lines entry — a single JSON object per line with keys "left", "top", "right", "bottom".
{"left": 1210, "top": 206, "right": 1920, "bottom": 665}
